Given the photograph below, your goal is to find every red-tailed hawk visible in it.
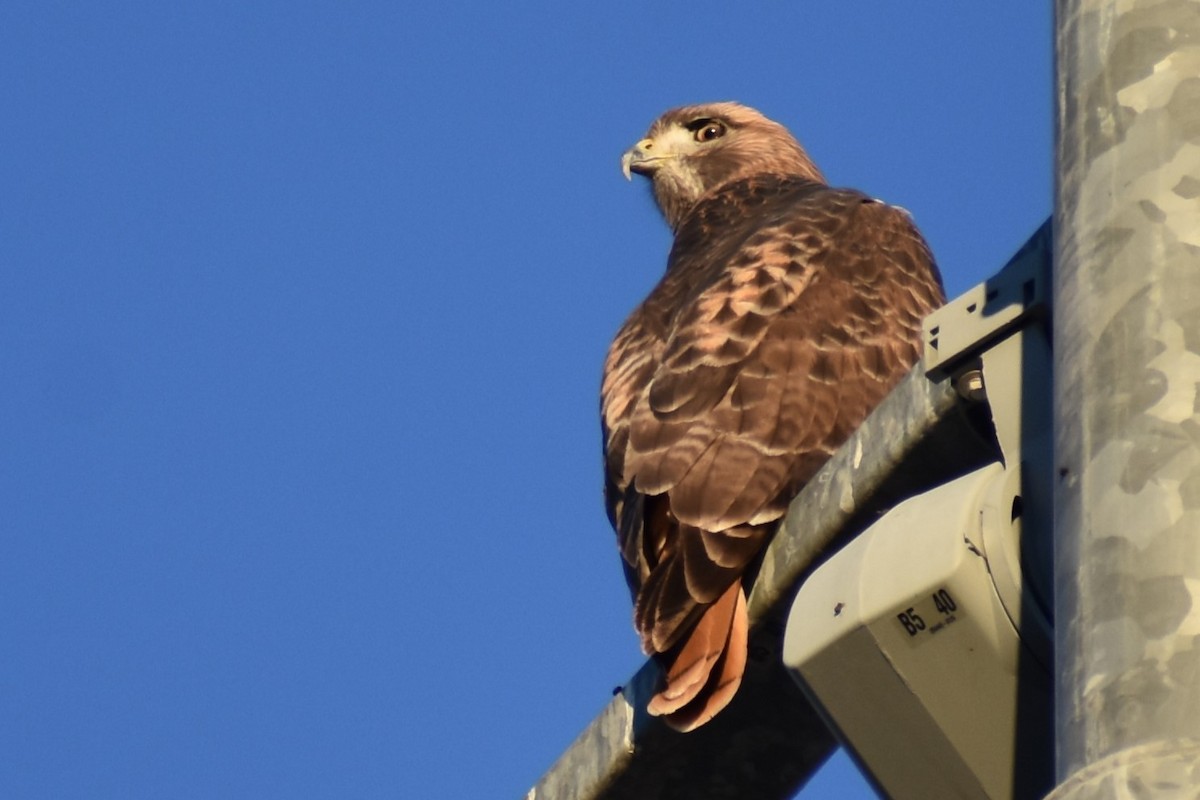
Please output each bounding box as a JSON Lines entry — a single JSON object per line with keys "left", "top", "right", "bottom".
{"left": 603, "top": 103, "right": 945, "bottom": 731}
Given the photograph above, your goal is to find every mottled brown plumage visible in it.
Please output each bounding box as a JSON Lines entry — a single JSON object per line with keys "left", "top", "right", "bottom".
{"left": 602, "top": 103, "right": 945, "bottom": 731}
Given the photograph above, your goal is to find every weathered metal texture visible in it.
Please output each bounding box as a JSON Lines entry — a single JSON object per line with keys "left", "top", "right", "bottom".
{"left": 1051, "top": 0, "right": 1200, "bottom": 795}
{"left": 529, "top": 356, "right": 1002, "bottom": 799}
{"left": 524, "top": 648, "right": 834, "bottom": 800}
{"left": 1048, "top": 741, "right": 1200, "bottom": 799}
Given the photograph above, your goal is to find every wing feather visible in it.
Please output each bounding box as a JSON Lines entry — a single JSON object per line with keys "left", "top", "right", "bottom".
{"left": 602, "top": 173, "right": 944, "bottom": 726}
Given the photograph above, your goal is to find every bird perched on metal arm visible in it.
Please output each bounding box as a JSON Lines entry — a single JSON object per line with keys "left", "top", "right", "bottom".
{"left": 602, "top": 102, "right": 945, "bottom": 731}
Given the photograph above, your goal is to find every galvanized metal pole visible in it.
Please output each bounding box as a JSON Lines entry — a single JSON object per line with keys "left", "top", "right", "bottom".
{"left": 1051, "top": 1, "right": 1200, "bottom": 796}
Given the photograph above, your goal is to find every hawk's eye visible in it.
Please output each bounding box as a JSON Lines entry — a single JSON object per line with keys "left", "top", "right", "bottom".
{"left": 693, "top": 121, "right": 726, "bottom": 143}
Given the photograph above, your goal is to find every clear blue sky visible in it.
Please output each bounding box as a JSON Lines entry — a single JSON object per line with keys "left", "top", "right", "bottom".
{"left": 1, "top": 3, "right": 1051, "bottom": 798}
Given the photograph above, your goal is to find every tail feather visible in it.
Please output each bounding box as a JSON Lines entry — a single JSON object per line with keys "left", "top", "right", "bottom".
{"left": 664, "top": 587, "right": 748, "bottom": 732}
{"left": 647, "top": 580, "right": 748, "bottom": 730}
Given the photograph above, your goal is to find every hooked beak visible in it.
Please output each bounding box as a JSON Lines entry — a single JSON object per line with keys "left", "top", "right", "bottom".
{"left": 621, "top": 138, "right": 658, "bottom": 181}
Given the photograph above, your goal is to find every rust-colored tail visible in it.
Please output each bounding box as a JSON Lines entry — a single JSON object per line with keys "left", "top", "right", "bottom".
{"left": 647, "top": 579, "right": 748, "bottom": 732}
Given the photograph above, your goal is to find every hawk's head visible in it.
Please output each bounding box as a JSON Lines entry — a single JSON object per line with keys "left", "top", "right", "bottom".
{"left": 621, "top": 102, "right": 825, "bottom": 230}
